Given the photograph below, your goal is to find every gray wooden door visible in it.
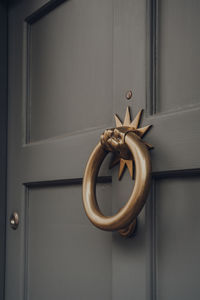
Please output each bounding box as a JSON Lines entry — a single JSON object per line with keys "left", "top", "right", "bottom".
{"left": 6, "top": 0, "right": 200, "bottom": 299}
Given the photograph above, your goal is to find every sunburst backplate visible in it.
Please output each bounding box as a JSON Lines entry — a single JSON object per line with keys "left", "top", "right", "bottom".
{"left": 110, "top": 107, "right": 153, "bottom": 180}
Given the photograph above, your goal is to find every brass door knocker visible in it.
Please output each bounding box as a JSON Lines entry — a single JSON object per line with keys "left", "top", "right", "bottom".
{"left": 82, "top": 107, "right": 153, "bottom": 237}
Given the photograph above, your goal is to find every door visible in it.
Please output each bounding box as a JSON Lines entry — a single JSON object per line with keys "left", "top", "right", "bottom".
{"left": 6, "top": 0, "right": 200, "bottom": 299}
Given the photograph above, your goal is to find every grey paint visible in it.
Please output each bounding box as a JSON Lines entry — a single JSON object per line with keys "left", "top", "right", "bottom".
{"left": 6, "top": 0, "right": 200, "bottom": 300}
{"left": 0, "top": 1, "right": 7, "bottom": 299}
{"left": 112, "top": 168, "right": 146, "bottom": 300}
{"left": 158, "top": 0, "right": 200, "bottom": 113}
{"left": 28, "top": 0, "right": 113, "bottom": 142}
{"left": 27, "top": 184, "right": 112, "bottom": 300}
{"left": 156, "top": 177, "right": 200, "bottom": 300}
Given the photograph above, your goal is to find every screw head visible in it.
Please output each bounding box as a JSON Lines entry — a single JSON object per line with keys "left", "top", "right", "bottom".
{"left": 125, "top": 90, "right": 133, "bottom": 100}
{"left": 10, "top": 212, "right": 19, "bottom": 230}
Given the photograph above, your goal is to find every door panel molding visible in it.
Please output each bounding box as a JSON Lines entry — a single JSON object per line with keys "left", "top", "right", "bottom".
{"left": 23, "top": 176, "right": 112, "bottom": 188}
{"left": 151, "top": 176, "right": 200, "bottom": 299}
{"left": 146, "top": 180, "right": 157, "bottom": 300}
{"left": 146, "top": 0, "right": 158, "bottom": 115}
{"left": 24, "top": 0, "right": 113, "bottom": 143}
{"left": 24, "top": 182, "right": 112, "bottom": 300}
{"left": 24, "top": 0, "right": 68, "bottom": 144}
{"left": 0, "top": 1, "right": 7, "bottom": 299}
{"left": 25, "top": 0, "right": 68, "bottom": 25}
{"left": 148, "top": 0, "right": 200, "bottom": 115}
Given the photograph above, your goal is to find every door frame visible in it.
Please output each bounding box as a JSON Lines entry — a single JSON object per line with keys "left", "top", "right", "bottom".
{"left": 0, "top": 0, "right": 8, "bottom": 298}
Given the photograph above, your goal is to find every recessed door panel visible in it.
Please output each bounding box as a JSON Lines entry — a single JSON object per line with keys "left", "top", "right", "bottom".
{"left": 27, "top": 0, "right": 113, "bottom": 142}
{"left": 156, "top": 177, "right": 200, "bottom": 300}
{"left": 27, "top": 183, "right": 112, "bottom": 300}
{"left": 158, "top": 0, "right": 200, "bottom": 112}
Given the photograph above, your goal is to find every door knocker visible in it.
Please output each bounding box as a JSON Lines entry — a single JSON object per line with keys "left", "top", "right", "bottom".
{"left": 82, "top": 107, "right": 153, "bottom": 237}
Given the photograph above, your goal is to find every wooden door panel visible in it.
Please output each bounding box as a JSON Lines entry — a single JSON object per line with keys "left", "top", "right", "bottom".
{"left": 26, "top": 183, "right": 112, "bottom": 300}
{"left": 146, "top": 1, "right": 200, "bottom": 298}
{"left": 26, "top": 0, "right": 113, "bottom": 142}
{"left": 145, "top": 0, "right": 200, "bottom": 173}
{"left": 158, "top": 0, "right": 200, "bottom": 112}
{"left": 155, "top": 177, "right": 200, "bottom": 299}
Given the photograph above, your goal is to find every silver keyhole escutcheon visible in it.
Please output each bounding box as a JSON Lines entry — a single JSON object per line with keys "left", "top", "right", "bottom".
{"left": 10, "top": 212, "right": 19, "bottom": 230}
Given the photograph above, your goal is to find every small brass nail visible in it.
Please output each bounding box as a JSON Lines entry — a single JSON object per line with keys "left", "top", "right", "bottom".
{"left": 126, "top": 90, "right": 133, "bottom": 100}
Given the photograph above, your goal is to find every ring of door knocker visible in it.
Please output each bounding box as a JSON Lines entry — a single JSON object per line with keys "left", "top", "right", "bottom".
{"left": 82, "top": 107, "right": 153, "bottom": 237}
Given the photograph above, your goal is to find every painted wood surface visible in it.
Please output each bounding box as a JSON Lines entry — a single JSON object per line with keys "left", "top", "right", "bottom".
{"left": 0, "top": 1, "right": 7, "bottom": 299}
{"left": 6, "top": 0, "right": 200, "bottom": 299}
